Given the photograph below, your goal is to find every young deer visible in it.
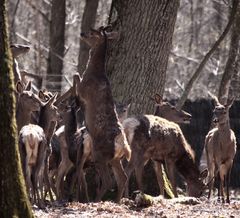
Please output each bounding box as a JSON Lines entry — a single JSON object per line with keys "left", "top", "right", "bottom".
{"left": 74, "top": 26, "right": 131, "bottom": 203}
{"left": 19, "top": 94, "right": 59, "bottom": 207}
{"left": 16, "top": 81, "right": 42, "bottom": 132}
{"left": 203, "top": 95, "right": 236, "bottom": 203}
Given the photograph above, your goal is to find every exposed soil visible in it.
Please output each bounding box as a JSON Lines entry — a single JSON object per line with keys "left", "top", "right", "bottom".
{"left": 33, "top": 194, "right": 240, "bottom": 218}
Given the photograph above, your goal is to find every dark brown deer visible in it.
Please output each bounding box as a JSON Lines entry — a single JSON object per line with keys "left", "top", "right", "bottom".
{"left": 123, "top": 114, "right": 207, "bottom": 198}
{"left": 74, "top": 26, "right": 131, "bottom": 203}
{"left": 203, "top": 94, "right": 236, "bottom": 203}
{"left": 19, "top": 94, "right": 59, "bottom": 207}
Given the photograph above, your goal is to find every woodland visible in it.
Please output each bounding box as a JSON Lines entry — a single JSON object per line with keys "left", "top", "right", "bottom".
{"left": 1, "top": 0, "right": 240, "bottom": 217}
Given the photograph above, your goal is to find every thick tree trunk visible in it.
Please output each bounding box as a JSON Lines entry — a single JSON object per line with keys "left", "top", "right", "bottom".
{"left": 107, "top": 0, "right": 179, "bottom": 114}
{"left": 46, "top": 0, "right": 66, "bottom": 92}
{"left": 78, "top": 0, "right": 99, "bottom": 75}
{"left": 0, "top": 1, "right": 33, "bottom": 217}
{"left": 220, "top": 1, "right": 240, "bottom": 104}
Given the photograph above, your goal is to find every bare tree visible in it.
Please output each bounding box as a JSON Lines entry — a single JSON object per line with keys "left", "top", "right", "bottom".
{"left": 219, "top": 1, "right": 240, "bottom": 104}
{"left": 77, "top": 0, "right": 99, "bottom": 75}
{"left": 46, "top": 0, "right": 66, "bottom": 92}
{"left": 0, "top": 0, "right": 33, "bottom": 217}
{"left": 107, "top": 0, "right": 180, "bottom": 114}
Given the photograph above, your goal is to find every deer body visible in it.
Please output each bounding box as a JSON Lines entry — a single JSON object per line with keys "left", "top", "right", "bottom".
{"left": 123, "top": 114, "right": 206, "bottom": 198}
{"left": 19, "top": 94, "right": 59, "bottom": 206}
{"left": 75, "top": 26, "right": 130, "bottom": 202}
{"left": 203, "top": 96, "right": 236, "bottom": 203}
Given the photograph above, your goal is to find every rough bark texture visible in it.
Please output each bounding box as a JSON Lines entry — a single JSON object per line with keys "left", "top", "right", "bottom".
{"left": 107, "top": 0, "right": 179, "bottom": 114}
{"left": 0, "top": 1, "right": 33, "bottom": 217}
{"left": 221, "top": 1, "right": 240, "bottom": 104}
{"left": 78, "top": 0, "right": 99, "bottom": 75}
{"left": 46, "top": 0, "right": 66, "bottom": 92}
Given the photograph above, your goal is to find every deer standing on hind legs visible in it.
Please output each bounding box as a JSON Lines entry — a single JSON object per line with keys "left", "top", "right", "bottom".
{"left": 74, "top": 26, "right": 131, "bottom": 203}
{"left": 203, "top": 94, "right": 236, "bottom": 203}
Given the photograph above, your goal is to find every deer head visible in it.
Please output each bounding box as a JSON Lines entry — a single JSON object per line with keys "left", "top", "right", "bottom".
{"left": 16, "top": 80, "right": 41, "bottom": 112}
{"left": 80, "top": 26, "right": 118, "bottom": 48}
{"left": 152, "top": 94, "right": 192, "bottom": 124}
{"left": 115, "top": 98, "right": 131, "bottom": 123}
{"left": 10, "top": 44, "right": 30, "bottom": 58}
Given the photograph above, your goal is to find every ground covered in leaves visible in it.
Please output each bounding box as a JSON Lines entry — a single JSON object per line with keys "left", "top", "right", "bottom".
{"left": 33, "top": 194, "right": 240, "bottom": 218}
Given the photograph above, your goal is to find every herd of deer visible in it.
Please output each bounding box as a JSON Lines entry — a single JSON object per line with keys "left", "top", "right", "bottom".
{"left": 11, "top": 25, "right": 237, "bottom": 208}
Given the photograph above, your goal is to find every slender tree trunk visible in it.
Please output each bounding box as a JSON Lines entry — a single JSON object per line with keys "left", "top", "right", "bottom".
{"left": 78, "top": 0, "right": 99, "bottom": 75}
{"left": 107, "top": 0, "right": 180, "bottom": 114}
{"left": 219, "top": 1, "right": 240, "bottom": 104}
{"left": 0, "top": 1, "right": 33, "bottom": 217}
{"left": 46, "top": 0, "right": 66, "bottom": 92}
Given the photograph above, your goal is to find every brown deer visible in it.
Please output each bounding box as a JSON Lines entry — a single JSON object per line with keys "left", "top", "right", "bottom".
{"left": 16, "top": 81, "right": 42, "bottom": 132}
{"left": 123, "top": 114, "right": 207, "bottom": 198}
{"left": 203, "top": 95, "right": 236, "bottom": 203}
{"left": 151, "top": 93, "right": 192, "bottom": 196}
{"left": 74, "top": 26, "right": 131, "bottom": 203}
{"left": 19, "top": 94, "right": 59, "bottom": 207}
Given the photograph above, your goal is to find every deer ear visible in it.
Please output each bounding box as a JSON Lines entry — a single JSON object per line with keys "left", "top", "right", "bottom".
{"left": 16, "top": 80, "right": 24, "bottom": 93}
{"left": 47, "top": 93, "right": 57, "bottom": 106}
{"left": 226, "top": 97, "right": 235, "bottom": 108}
{"left": 200, "top": 169, "right": 208, "bottom": 180}
{"left": 25, "top": 81, "right": 32, "bottom": 91}
{"left": 106, "top": 31, "right": 118, "bottom": 40}
{"left": 208, "top": 91, "right": 219, "bottom": 106}
{"left": 38, "top": 90, "right": 46, "bottom": 101}
{"left": 154, "top": 93, "right": 163, "bottom": 105}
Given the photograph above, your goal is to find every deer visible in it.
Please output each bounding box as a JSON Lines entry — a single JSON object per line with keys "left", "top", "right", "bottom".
{"left": 19, "top": 93, "right": 60, "bottom": 207}
{"left": 150, "top": 93, "right": 192, "bottom": 197}
{"left": 123, "top": 115, "right": 208, "bottom": 199}
{"left": 16, "top": 81, "right": 42, "bottom": 132}
{"left": 202, "top": 94, "right": 236, "bottom": 203}
{"left": 74, "top": 26, "right": 131, "bottom": 203}
{"left": 10, "top": 44, "right": 30, "bottom": 84}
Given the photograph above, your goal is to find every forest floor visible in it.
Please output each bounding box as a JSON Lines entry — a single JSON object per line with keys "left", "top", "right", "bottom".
{"left": 33, "top": 192, "right": 240, "bottom": 218}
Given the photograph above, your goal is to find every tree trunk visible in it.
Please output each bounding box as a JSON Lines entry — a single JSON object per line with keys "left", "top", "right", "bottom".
{"left": 46, "top": 0, "right": 66, "bottom": 92}
{"left": 0, "top": 1, "right": 33, "bottom": 217}
{"left": 220, "top": 1, "right": 240, "bottom": 104}
{"left": 78, "top": 0, "right": 99, "bottom": 75}
{"left": 107, "top": 0, "right": 179, "bottom": 114}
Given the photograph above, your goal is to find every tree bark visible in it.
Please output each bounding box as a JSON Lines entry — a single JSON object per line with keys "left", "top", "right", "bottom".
{"left": 219, "top": 1, "right": 240, "bottom": 104}
{"left": 0, "top": 1, "right": 33, "bottom": 217}
{"left": 107, "top": 0, "right": 180, "bottom": 114}
{"left": 46, "top": 0, "right": 66, "bottom": 92}
{"left": 78, "top": 0, "right": 99, "bottom": 75}
{"left": 176, "top": 0, "right": 239, "bottom": 110}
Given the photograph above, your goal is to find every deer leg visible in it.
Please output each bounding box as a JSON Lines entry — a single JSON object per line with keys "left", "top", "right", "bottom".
{"left": 135, "top": 162, "right": 145, "bottom": 193}
{"left": 111, "top": 159, "right": 128, "bottom": 203}
{"left": 48, "top": 169, "right": 57, "bottom": 196}
{"left": 77, "top": 153, "right": 89, "bottom": 202}
{"left": 153, "top": 161, "right": 165, "bottom": 196}
{"left": 95, "top": 162, "right": 111, "bottom": 202}
{"left": 166, "top": 159, "right": 177, "bottom": 197}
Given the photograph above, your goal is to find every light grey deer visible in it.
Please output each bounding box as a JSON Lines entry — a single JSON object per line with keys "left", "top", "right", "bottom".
{"left": 202, "top": 94, "right": 236, "bottom": 203}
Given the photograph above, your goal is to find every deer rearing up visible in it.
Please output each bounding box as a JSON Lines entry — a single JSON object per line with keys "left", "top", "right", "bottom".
{"left": 74, "top": 26, "right": 131, "bottom": 203}
{"left": 204, "top": 95, "right": 236, "bottom": 203}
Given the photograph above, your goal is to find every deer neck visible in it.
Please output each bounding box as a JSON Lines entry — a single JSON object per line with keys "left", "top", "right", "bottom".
{"left": 84, "top": 42, "right": 107, "bottom": 76}
{"left": 217, "top": 119, "right": 231, "bottom": 134}
{"left": 38, "top": 108, "right": 52, "bottom": 137}
{"left": 16, "top": 103, "right": 32, "bottom": 130}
